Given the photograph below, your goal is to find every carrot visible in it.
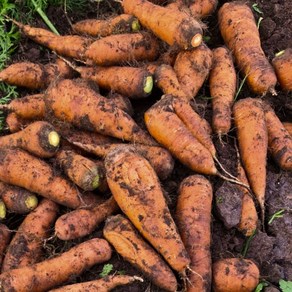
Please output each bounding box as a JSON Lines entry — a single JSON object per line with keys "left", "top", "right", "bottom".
{"left": 1, "top": 199, "right": 59, "bottom": 272}
{"left": 0, "top": 148, "right": 82, "bottom": 209}
{"left": 106, "top": 92, "right": 134, "bottom": 116}
{"left": 77, "top": 65, "right": 153, "bottom": 98}
{"left": 72, "top": 14, "right": 140, "bottom": 37}
{"left": 283, "top": 122, "right": 292, "bottom": 136}
{"left": 272, "top": 49, "right": 292, "bottom": 91}
{"left": 233, "top": 98, "right": 268, "bottom": 221}
{"left": 105, "top": 145, "right": 190, "bottom": 274}
{"left": 0, "top": 238, "right": 112, "bottom": 292}
{"left": 5, "top": 112, "right": 29, "bottom": 133}
{"left": 174, "top": 44, "right": 213, "bottom": 100}
{"left": 0, "top": 223, "right": 10, "bottom": 270}
{"left": 212, "top": 258, "right": 260, "bottom": 292}
{"left": 0, "top": 121, "right": 60, "bottom": 158}
{"left": 45, "top": 78, "right": 156, "bottom": 146}
{"left": 0, "top": 181, "right": 38, "bottom": 214}
{"left": 84, "top": 32, "right": 160, "bottom": 66}
{"left": 49, "top": 275, "right": 143, "bottom": 292}
{"left": 121, "top": 0, "right": 203, "bottom": 49}
{"left": 55, "top": 196, "right": 119, "bottom": 240}
{"left": 176, "top": 175, "right": 213, "bottom": 292}
{"left": 103, "top": 214, "right": 178, "bottom": 291}
{"left": 263, "top": 103, "right": 292, "bottom": 171}
{"left": 209, "top": 47, "right": 237, "bottom": 136}
{"left": 0, "top": 200, "right": 6, "bottom": 220}
{"left": 218, "top": 2, "right": 277, "bottom": 95}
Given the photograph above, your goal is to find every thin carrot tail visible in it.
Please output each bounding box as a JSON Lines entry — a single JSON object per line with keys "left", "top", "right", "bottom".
{"left": 217, "top": 172, "right": 251, "bottom": 191}
{"left": 214, "top": 156, "right": 239, "bottom": 181}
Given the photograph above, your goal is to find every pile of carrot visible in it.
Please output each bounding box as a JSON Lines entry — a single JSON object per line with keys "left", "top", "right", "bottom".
{"left": 0, "top": 0, "right": 291, "bottom": 291}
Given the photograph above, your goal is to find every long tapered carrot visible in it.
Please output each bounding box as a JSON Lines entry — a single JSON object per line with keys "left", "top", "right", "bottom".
{"left": 1, "top": 199, "right": 59, "bottom": 272}
{"left": 105, "top": 145, "right": 190, "bottom": 274}
{"left": 121, "top": 0, "right": 203, "bottom": 49}
{"left": 0, "top": 223, "right": 10, "bottom": 270}
{"left": 0, "top": 238, "right": 112, "bottom": 292}
{"left": 104, "top": 214, "right": 178, "bottom": 291}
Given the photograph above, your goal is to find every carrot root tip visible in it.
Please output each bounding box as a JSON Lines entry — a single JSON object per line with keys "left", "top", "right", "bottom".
{"left": 191, "top": 33, "right": 203, "bottom": 48}
{"left": 48, "top": 131, "right": 60, "bottom": 147}
{"left": 143, "top": 75, "right": 153, "bottom": 94}
{"left": 25, "top": 195, "right": 38, "bottom": 210}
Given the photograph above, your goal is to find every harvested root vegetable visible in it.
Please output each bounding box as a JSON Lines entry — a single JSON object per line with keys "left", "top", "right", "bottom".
{"left": 0, "top": 121, "right": 60, "bottom": 158}
{"left": 218, "top": 2, "right": 277, "bottom": 95}
{"left": 283, "top": 122, "right": 292, "bottom": 136}
{"left": 0, "top": 148, "right": 82, "bottom": 209}
{"left": 0, "top": 238, "right": 112, "bottom": 292}
{"left": 105, "top": 145, "right": 190, "bottom": 274}
{"left": 55, "top": 196, "right": 119, "bottom": 240}
{"left": 121, "top": 0, "right": 203, "bottom": 49}
{"left": 176, "top": 175, "right": 213, "bottom": 292}
{"left": 104, "top": 214, "right": 178, "bottom": 291}
{"left": 209, "top": 47, "right": 237, "bottom": 136}
{"left": 5, "top": 112, "right": 28, "bottom": 133}
{"left": 106, "top": 92, "right": 134, "bottom": 116}
{"left": 0, "top": 223, "right": 10, "bottom": 270}
{"left": 212, "top": 258, "right": 260, "bottom": 292}
{"left": 0, "top": 181, "right": 38, "bottom": 214}
{"left": 1, "top": 199, "right": 59, "bottom": 272}
{"left": 174, "top": 44, "right": 213, "bottom": 100}
{"left": 72, "top": 14, "right": 140, "bottom": 37}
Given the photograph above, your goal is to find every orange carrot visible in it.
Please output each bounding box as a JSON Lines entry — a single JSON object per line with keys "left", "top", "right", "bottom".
{"left": 104, "top": 214, "right": 178, "bottom": 291}
{"left": 1, "top": 199, "right": 59, "bottom": 272}
{"left": 283, "top": 122, "right": 292, "bottom": 136}
{"left": 5, "top": 112, "right": 30, "bottom": 133}
{"left": 105, "top": 145, "right": 190, "bottom": 274}
{"left": 176, "top": 175, "right": 213, "bottom": 292}
{"left": 0, "top": 238, "right": 112, "bottom": 292}
{"left": 121, "top": 0, "right": 203, "bottom": 49}
{"left": 0, "top": 223, "right": 10, "bottom": 270}
{"left": 106, "top": 92, "right": 134, "bottom": 116}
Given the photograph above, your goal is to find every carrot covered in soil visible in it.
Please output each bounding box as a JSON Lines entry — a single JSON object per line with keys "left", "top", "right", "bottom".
{"left": 121, "top": 0, "right": 203, "bottom": 49}
{"left": 1, "top": 199, "right": 59, "bottom": 272}
{"left": 55, "top": 196, "right": 119, "bottom": 241}
{"left": 0, "top": 223, "right": 10, "bottom": 269}
{"left": 0, "top": 148, "right": 82, "bottom": 209}
{"left": 0, "top": 121, "right": 60, "bottom": 158}
{"left": 105, "top": 145, "right": 190, "bottom": 274}
{"left": 272, "top": 48, "right": 292, "bottom": 91}
{"left": 212, "top": 258, "right": 260, "bottom": 292}
{"left": 45, "top": 78, "right": 156, "bottom": 146}
{"left": 104, "top": 214, "right": 178, "bottom": 291}
{"left": 72, "top": 14, "right": 140, "bottom": 37}
{"left": 218, "top": 2, "right": 277, "bottom": 95}
{"left": 209, "top": 47, "right": 237, "bottom": 136}
{"left": 176, "top": 175, "right": 213, "bottom": 292}
{"left": 0, "top": 238, "right": 112, "bottom": 292}
{"left": 0, "top": 181, "right": 38, "bottom": 214}
{"left": 283, "top": 122, "right": 292, "bottom": 136}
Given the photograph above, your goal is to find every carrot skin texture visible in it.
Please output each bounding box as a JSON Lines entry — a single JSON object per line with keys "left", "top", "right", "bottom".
{"left": 218, "top": 2, "right": 277, "bottom": 95}
{"left": 176, "top": 175, "right": 213, "bottom": 292}
{"left": 0, "top": 148, "right": 82, "bottom": 209}
{"left": 0, "top": 223, "right": 11, "bottom": 270}
{"left": 0, "top": 238, "right": 112, "bottom": 292}
{"left": 55, "top": 196, "right": 119, "bottom": 240}
{"left": 210, "top": 47, "right": 236, "bottom": 135}
{"left": 1, "top": 199, "right": 59, "bottom": 272}
{"left": 121, "top": 0, "right": 203, "bottom": 49}
{"left": 104, "top": 214, "right": 178, "bottom": 291}
{"left": 212, "top": 258, "right": 260, "bottom": 292}
{"left": 105, "top": 146, "right": 190, "bottom": 273}
{"left": 106, "top": 92, "right": 134, "bottom": 116}
{"left": 233, "top": 98, "right": 268, "bottom": 215}
{"left": 283, "top": 122, "right": 292, "bottom": 136}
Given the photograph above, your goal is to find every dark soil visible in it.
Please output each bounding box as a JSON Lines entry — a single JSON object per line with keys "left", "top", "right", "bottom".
{"left": 2, "top": 0, "right": 292, "bottom": 291}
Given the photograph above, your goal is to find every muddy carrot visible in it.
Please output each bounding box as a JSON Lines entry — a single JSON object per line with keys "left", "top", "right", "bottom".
{"left": 106, "top": 92, "right": 134, "bottom": 116}
{"left": 283, "top": 122, "right": 292, "bottom": 136}
{"left": 0, "top": 224, "right": 10, "bottom": 270}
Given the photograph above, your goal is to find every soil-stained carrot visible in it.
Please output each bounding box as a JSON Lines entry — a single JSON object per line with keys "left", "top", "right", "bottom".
{"left": 174, "top": 44, "right": 213, "bottom": 100}
{"left": 84, "top": 32, "right": 159, "bottom": 66}
{"left": 106, "top": 92, "right": 134, "bottom": 116}
{"left": 55, "top": 196, "right": 119, "bottom": 240}
{"left": 45, "top": 78, "right": 156, "bottom": 146}
{"left": 176, "top": 175, "right": 213, "bottom": 292}
{"left": 0, "top": 148, "right": 82, "bottom": 208}
{"left": 104, "top": 214, "right": 178, "bottom": 291}
{"left": 212, "top": 258, "right": 260, "bottom": 292}
{"left": 272, "top": 49, "right": 292, "bottom": 91}
{"left": 77, "top": 65, "right": 153, "bottom": 98}
{"left": 218, "top": 2, "right": 277, "bottom": 95}
{"left": 0, "top": 238, "right": 112, "bottom": 292}
{"left": 73, "top": 14, "right": 140, "bottom": 37}
{"left": 233, "top": 98, "right": 268, "bottom": 220}
{"left": 105, "top": 145, "right": 190, "bottom": 274}
{"left": 1, "top": 199, "right": 59, "bottom": 272}
{"left": 0, "top": 121, "right": 60, "bottom": 158}
{"left": 121, "top": 0, "right": 203, "bottom": 49}
{"left": 263, "top": 103, "right": 292, "bottom": 171}
{"left": 0, "top": 224, "right": 10, "bottom": 270}
{"left": 5, "top": 112, "right": 29, "bottom": 133}
{"left": 49, "top": 275, "right": 143, "bottom": 292}
{"left": 0, "top": 181, "right": 38, "bottom": 214}
{"left": 209, "top": 47, "right": 237, "bottom": 136}
{"left": 283, "top": 122, "right": 292, "bottom": 136}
